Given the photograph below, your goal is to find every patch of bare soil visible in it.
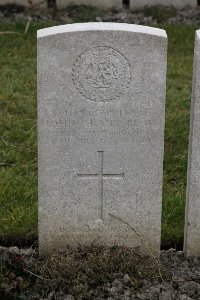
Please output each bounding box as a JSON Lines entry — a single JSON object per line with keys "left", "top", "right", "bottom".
{"left": 1, "top": 245, "right": 200, "bottom": 299}
{"left": 0, "top": 4, "right": 200, "bottom": 25}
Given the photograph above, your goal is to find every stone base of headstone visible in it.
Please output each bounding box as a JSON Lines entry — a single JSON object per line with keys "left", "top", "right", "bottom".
{"left": 130, "top": 0, "right": 196, "bottom": 10}
{"left": 56, "top": 0, "right": 122, "bottom": 10}
{"left": 0, "top": 0, "right": 46, "bottom": 7}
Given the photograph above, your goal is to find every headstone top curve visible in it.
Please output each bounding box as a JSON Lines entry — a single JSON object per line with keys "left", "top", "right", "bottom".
{"left": 37, "top": 22, "right": 167, "bottom": 39}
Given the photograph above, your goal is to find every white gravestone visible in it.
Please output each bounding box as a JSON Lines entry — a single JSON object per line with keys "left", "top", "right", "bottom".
{"left": 0, "top": 0, "right": 197, "bottom": 10}
{"left": 0, "top": 0, "right": 46, "bottom": 7}
{"left": 184, "top": 30, "right": 200, "bottom": 257}
{"left": 37, "top": 23, "right": 167, "bottom": 256}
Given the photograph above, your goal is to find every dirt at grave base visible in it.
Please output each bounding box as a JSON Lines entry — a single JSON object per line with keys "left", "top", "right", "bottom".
{"left": 1, "top": 4, "right": 200, "bottom": 25}
{"left": 1, "top": 245, "right": 200, "bottom": 299}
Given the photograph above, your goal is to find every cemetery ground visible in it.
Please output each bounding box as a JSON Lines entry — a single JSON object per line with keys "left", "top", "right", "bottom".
{"left": 0, "top": 5, "right": 200, "bottom": 299}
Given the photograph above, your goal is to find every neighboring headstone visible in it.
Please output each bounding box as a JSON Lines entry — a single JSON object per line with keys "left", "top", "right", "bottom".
{"left": 56, "top": 0, "right": 122, "bottom": 10}
{"left": 0, "top": 0, "right": 46, "bottom": 7}
{"left": 130, "top": 0, "right": 196, "bottom": 10}
{"left": 184, "top": 30, "right": 200, "bottom": 257}
{"left": 37, "top": 23, "right": 167, "bottom": 256}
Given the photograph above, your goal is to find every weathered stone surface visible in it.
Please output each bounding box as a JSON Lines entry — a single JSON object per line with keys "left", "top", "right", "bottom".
{"left": 37, "top": 23, "right": 167, "bottom": 256}
{"left": 130, "top": 0, "right": 196, "bottom": 10}
{"left": 184, "top": 30, "right": 200, "bottom": 257}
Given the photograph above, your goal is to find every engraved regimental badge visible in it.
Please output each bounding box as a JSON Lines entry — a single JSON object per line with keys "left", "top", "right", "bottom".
{"left": 72, "top": 46, "right": 131, "bottom": 102}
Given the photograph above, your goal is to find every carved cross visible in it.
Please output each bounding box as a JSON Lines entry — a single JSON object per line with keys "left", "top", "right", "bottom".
{"left": 77, "top": 151, "right": 124, "bottom": 220}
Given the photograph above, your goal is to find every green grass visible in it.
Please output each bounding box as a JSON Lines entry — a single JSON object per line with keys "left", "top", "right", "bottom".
{"left": 0, "top": 22, "right": 39, "bottom": 243}
{"left": 143, "top": 5, "right": 177, "bottom": 23}
{"left": 162, "top": 24, "right": 196, "bottom": 246}
{"left": 0, "top": 18, "right": 198, "bottom": 247}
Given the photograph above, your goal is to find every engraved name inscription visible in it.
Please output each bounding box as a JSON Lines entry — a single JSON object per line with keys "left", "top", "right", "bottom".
{"left": 77, "top": 151, "right": 124, "bottom": 220}
{"left": 41, "top": 105, "right": 158, "bottom": 146}
{"left": 72, "top": 47, "right": 131, "bottom": 102}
